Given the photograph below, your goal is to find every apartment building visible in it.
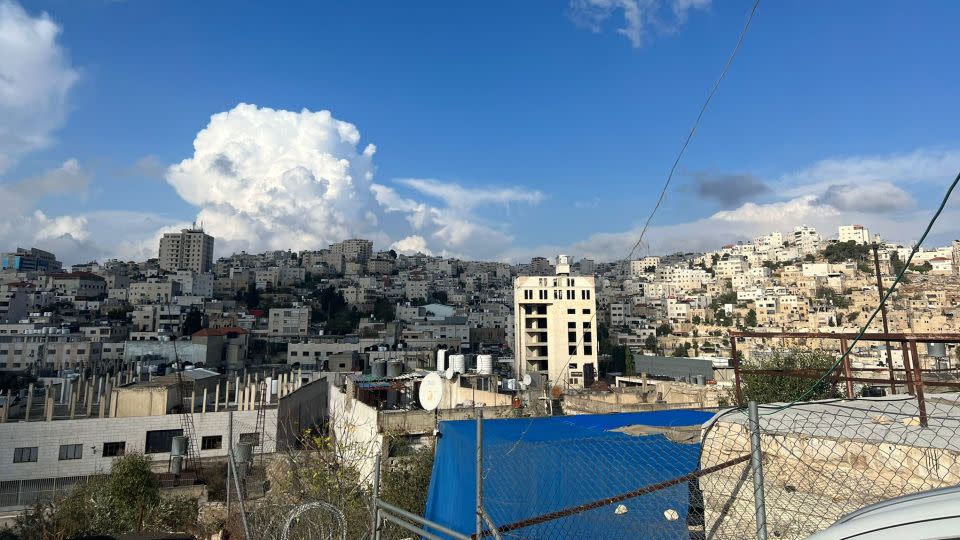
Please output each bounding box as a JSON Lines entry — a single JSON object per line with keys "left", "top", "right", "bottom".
{"left": 514, "top": 255, "right": 598, "bottom": 389}
{"left": 49, "top": 272, "right": 107, "bottom": 299}
{"left": 838, "top": 224, "right": 870, "bottom": 244}
{"left": 158, "top": 227, "right": 214, "bottom": 273}
{"left": 330, "top": 239, "right": 373, "bottom": 263}
{"left": 0, "top": 248, "right": 62, "bottom": 273}
{"left": 268, "top": 307, "right": 310, "bottom": 337}
{"left": 129, "top": 279, "right": 182, "bottom": 304}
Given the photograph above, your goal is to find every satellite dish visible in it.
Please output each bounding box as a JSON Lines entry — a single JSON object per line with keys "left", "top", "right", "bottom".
{"left": 419, "top": 372, "right": 444, "bottom": 412}
{"left": 444, "top": 367, "right": 455, "bottom": 380}
{"left": 521, "top": 374, "right": 532, "bottom": 386}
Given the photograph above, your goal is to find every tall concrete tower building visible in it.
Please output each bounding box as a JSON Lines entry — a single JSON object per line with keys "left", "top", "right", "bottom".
{"left": 159, "top": 226, "right": 214, "bottom": 273}
{"left": 513, "top": 255, "right": 599, "bottom": 389}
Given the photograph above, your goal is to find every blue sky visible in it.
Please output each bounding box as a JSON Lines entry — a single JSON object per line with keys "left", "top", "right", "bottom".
{"left": 2, "top": 0, "right": 960, "bottom": 264}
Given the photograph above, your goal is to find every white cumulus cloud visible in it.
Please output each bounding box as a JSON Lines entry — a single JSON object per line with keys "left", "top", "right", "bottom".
{"left": 0, "top": 0, "right": 79, "bottom": 172}
{"left": 165, "top": 103, "right": 382, "bottom": 255}
{"left": 391, "top": 235, "right": 432, "bottom": 255}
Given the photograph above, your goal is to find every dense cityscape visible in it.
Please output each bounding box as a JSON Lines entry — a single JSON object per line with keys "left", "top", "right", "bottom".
{"left": 3, "top": 0, "right": 960, "bottom": 538}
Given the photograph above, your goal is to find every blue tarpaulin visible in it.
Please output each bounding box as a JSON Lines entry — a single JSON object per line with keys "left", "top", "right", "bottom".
{"left": 424, "top": 410, "right": 714, "bottom": 539}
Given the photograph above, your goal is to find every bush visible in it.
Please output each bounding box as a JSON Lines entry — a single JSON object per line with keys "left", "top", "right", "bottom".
{"left": 741, "top": 349, "right": 841, "bottom": 405}
{"left": 8, "top": 453, "right": 198, "bottom": 539}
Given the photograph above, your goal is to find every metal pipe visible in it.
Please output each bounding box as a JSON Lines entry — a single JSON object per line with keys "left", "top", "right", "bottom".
{"left": 730, "top": 334, "right": 743, "bottom": 406}
{"left": 228, "top": 451, "right": 251, "bottom": 539}
{"left": 372, "top": 454, "right": 381, "bottom": 540}
{"left": 872, "top": 244, "right": 897, "bottom": 393}
{"left": 747, "top": 401, "right": 768, "bottom": 540}
{"left": 908, "top": 340, "right": 928, "bottom": 427}
{"left": 840, "top": 338, "right": 854, "bottom": 398}
{"left": 379, "top": 512, "right": 448, "bottom": 540}
{"left": 226, "top": 409, "right": 232, "bottom": 525}
{"left": 476, "top": 408, "right": 484, "bottom": 539}
{"left": 901, "top": 341, "right": 915, "bottom": 395}
{"left": 376, "top": 499, "right": 470, "bottom": 540}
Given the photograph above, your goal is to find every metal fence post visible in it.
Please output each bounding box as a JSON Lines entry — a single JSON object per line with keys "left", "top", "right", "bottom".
{"left": 747, "top": 401, "right": 768, "bottom": 540}
{"left": 476, "top": 408, "right": 484, "bottom": 539}
{"left": 372, "top": 454, "right": 382, "bottom": 540}
{"left": 226, "top": 409, "right": 232, "bottom": 525}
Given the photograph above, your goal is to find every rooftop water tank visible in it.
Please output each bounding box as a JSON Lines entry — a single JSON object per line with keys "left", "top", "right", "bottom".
{"left": 170, "top": 436, "right": 187, "bottom": 457}
{"left": 450, "top": 354, "right": 466, "bottom": 374}
{"left": 436, "top": 349, "right": 448, "bottom": 372}
{"left": 235, "top": 442, "right": 253, "bottom": 464}
{"left": 372, "top": 361, "right": 387, "bottom": 378}
{"left": 387, "top": 359, "right": 403, "bottom": 377}
{"left": 477, "top": 354, "right": 494, "bottom": 375}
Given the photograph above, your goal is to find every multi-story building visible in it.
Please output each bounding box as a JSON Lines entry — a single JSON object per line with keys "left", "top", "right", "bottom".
{"left": 128, "top": 279, "right": 182, "bottom": 305}
{"left": 793, "top": 225, "right": 821, "bottom": 254}
{"left": 514, "top": 255, "right": 598, "bottom": 389}
{"left": 838, "top": 224, "right": 870, "bottom": 245}
{"left": 268, "top": 307, "right": 310, "bottom": 337}
{"left": 171, "top": 270, "right": 214, "bottom": 298}
{"left": 158, "top": 227, "right": 214, "bottom": 273}
{"left": 330, "top": 239, "right": 373, "bottom": 263}
{"left": 0, "top": 248, "right": 62, "bottom": 273}
{"left": 49, "top": 272, "right": 107, "bottom": 299}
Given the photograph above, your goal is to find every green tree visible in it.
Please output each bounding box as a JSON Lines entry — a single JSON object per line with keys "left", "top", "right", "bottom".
{"left": 890, "top": 252, "right": 907, "bottom": 276}
{"left": 692, "top": 315, "right": 701, "bottom": 325}
{"left": 428, "top": 290, "right": 448, "bottom": 304}
{"left": 244, "top": 283, "right": 260, "bottom": 308}
{"left": 823, "top": 240, "right": 870, "bottom": 263}
{"left": 745, "top": 309, "right": 758, "bottom": 327}
{"left": 10, "top": 453, "right": 197, "bottom": 539}
{"left": 372, "top": 297, "right": 396, "bottom": 322}
{"left": 816, "top": 286, "right": 852, "bottom": 309}
{"left": 741, "top": 349, "right": 841, "bottom": 405}
{"left": 910, "top": 261, "right": 932, "bottom": 273}
{"left": 644, "top": 334, "right": 657, "bottom": 352}
{"left": 379, "top": 439, "right": 435, "bottom": 521}
{"left": 656, "top": 323, "right": 672, "bottom": 337}
{"left": 670, "top": 345, "right": 689, "bottom": 357}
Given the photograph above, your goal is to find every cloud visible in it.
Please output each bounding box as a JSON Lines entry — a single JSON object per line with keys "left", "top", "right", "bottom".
{"left": 567, "top": 0, "right": 710, "bottom": 48}
{"left": 161, "top": 103, "right": 541, "bottom": 260}
{"left": 692, "top": 172, "right": 769, "bottom": 208}
{"left": 779, "top": 148, "right": 960, "bottom": 197}
{"left": 813, "top": 182, "right": 915, "bottom": 213}
{"left": 394, "top": 178, "right": 543, "bottom": 210}
{"left": 0, "top": 0, "right": 79, "bottom": 172}
{"left": 165, "top": 103, "right": 382, "bottom": 255}
{"left": 391, "top": 235, "right": 432, "bottom": 256}
{"left": 118, "top": 155, "right": 167, "bottom": 180}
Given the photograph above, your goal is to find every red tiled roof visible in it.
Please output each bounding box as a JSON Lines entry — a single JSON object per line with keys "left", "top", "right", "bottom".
{"left": 192, "top": 326, "right": 249, "bottom": 337}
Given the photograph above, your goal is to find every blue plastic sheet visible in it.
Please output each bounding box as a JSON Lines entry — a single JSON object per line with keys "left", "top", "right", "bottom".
{"left": 424, "top": 410, "right": 714, "bottom": 539}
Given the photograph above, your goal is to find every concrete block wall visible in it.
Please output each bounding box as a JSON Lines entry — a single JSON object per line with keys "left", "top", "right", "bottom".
{"left": 0, "top": 408, "right": 276, "bottom": 482}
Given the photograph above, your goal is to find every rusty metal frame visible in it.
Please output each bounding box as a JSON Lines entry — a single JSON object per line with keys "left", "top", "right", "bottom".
{"left": 728, "top": 330, "right": 960, "bottom": 428}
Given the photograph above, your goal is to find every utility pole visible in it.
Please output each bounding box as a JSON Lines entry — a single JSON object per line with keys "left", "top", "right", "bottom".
{"left": 872, "top": 244, "right": 896, "bottom": 393}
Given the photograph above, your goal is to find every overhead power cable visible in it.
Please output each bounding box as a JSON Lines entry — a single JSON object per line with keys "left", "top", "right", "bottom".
{"left": 626, "top": 0, "right": 761, "bottom": 263}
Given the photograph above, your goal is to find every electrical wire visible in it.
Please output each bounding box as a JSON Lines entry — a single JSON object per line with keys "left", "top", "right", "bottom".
{"left": 625, "top": 0, "right": 761, "bottom": 263}
{"left": 757, "top": 167, "right": 960, "bottom": 413}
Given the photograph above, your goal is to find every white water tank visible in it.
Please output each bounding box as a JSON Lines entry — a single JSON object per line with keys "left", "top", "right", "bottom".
{"left": 477, "top": 354, "right": 494, "bottom": 375}
{"left": 506, "top": 378, "right": 517, "bottom": 391}
{"left": 437, "top": 349, "right": 448, "bottom": 372}
{"left": 450, "top": 354, "right": 466, "bottom": 374}
{"left": 171, "top": 436, "right": 187, "bottom": 457}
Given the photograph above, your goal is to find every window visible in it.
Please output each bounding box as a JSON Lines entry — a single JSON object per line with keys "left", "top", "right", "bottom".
{"left": 584, "top": 345, "right": 593, "bottom": 355}
{"left": 582, "top": 290, "right": 591, "bottom": 300}
{"left": 59, "top": 444, "right": 82, "bottom": 460}
{"left": 290, "top": 351, "right": 297, "bottom": 357}
{"left": 567, "top": 308, "right": 576, "bottom": 314}
{"left": 568, "top": 331, "right": 576, "bottom": 342}
{"left": 567, "top": 321, "right": 576, "bottom": 329}
{"left": 239, "top": 432, "right": 261, "bottom": 446}
{"left": 583, "top": 322, "right": 592, "bottom": 329}
{"left": 582, "top": 309, "right": 591, "bottom": 315}
{"left": 201, "top": 435, "right": 223, "bottom": 450}
{"left": 569, "top": 363, "right": 578, "bottom": 369}
{"left": 145, "top": 429, "right": 183, "bottom": 454}
{"left": 584, "top": 332, "right": 593, "bottom": 343}
{"left": 13, "top": 447, "right": 38, "bottom": 463}
{"left": 538, "top": 290, "right": 547, "bottom": 300}
{"left": 568, "top": 345, "right": 577, "bottom": 355}
{"left": 566, "top": 290, "right": 574, "bottom": 300}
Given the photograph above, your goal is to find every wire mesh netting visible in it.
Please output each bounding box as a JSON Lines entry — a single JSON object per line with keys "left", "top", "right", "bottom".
{"left": 470, "top": 391, "right": 960, "bottom": 540}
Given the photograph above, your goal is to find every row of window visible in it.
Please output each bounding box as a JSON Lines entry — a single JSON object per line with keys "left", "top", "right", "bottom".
{"left": 521, "top": 288, "right": 592, "bottom": 301}
{"left": 11, "top": 432, "right": 260, "bottom": 463}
